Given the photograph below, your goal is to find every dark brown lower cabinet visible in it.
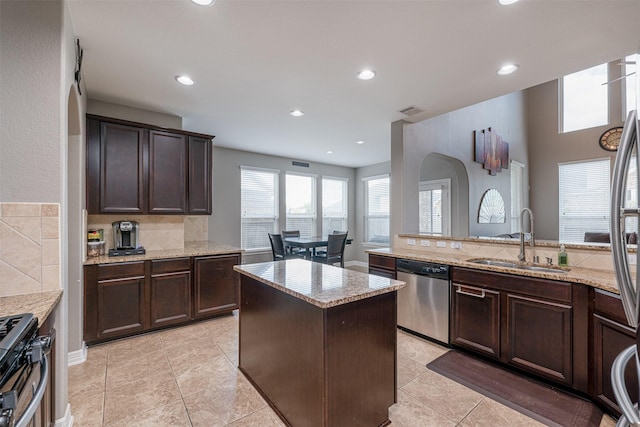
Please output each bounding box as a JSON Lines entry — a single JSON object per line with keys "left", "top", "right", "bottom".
{"left": 193, "top": 254, "right": 240, "bottom": 319}
{"left": 368, "top": 254, "right": 397, "bottom": 279}
{"left": 84, "top": 253, "right": 240, "bottom": 344}
{"left": 85, "top": 261, "right": 146, "bottom": 342}
{"left": 593, "top": 289, "right": 638, "bottom": 417}
{"left": 451, "top": 283, "right": 500, "bottom": 359}
{"left": 506, "top": 293, "right": 572, "bottom": 384}
{"left": 450, "top": 267, "right": 581, "bottom": 389}
{"left": 150, "top": 258, "right": 191, "bottom": 327}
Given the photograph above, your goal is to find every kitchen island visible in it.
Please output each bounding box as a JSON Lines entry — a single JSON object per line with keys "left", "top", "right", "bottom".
{"left": 234, "top": 259, "right": 405, "bottom": 427}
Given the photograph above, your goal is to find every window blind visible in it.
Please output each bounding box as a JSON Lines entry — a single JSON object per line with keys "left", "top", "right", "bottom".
{"left": 241, "top": 167, "right": 278, "bottom": 250}
{"left": 286, "top": 173, "right": 316, "bottom": 237}
{"left": 558, "top": 159, "right": 610, "bottom": 243}
{"left": 364, "top": 175, "right": 390, "bottom": 244}
{"left": 322, "top": 177, "right": 348, "bottom": 236}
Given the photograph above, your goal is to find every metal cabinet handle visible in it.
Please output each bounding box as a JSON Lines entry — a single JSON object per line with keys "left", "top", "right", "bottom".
{"left": 455, "top": 285, "right": 485, "bottom": 299}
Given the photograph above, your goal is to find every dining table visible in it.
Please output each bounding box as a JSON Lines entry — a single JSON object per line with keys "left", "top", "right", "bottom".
{"left": 283, "top": 236, "right": 352, "bottom": 260}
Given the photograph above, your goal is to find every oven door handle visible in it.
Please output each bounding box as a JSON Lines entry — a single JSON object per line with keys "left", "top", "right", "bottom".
{"left": 15, "top": 336, "right": 50, "bottom": 427}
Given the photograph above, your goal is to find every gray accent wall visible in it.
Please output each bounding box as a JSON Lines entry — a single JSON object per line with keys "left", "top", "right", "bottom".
{"left": 526, "top": 61, "right": 625, "bottom": 240}
{"left": 391, "top": 91, "right": 529, "bottom": 239}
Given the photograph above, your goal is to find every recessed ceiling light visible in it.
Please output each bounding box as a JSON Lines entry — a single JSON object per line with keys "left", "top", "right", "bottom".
{"left": 356, "top": 140, "right": 365, "bottom": 145}
{"left": 191, "top": 0, "right": 215, "bottom": 5}
{"left": 290, "top": 110, "right": 304, "bottom": 117}
{"left": 356, "top": 69, "right": 376, "bottom": 80}
{"left": 497, "top": 64, "right": 519, "bottom": 75}
{"left": 497, "top": 0, "right": 519, "bottom": 5}
{"left": 326, "top": 150, "right": 334, "bottom": 154}
{"left": 175, "top": 75, "right": 194, "bottom": 86}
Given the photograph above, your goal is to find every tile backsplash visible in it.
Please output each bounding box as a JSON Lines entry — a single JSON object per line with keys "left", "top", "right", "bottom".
{"left": 87, "top": 214, "right": 209, "bottom": 251}
{"left": 0, "top": 203, "right": 60, "bottom": 296}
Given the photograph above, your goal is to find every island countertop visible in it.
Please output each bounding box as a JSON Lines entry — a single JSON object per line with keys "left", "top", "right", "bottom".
{"left": 234, "top": 259, "right": 405, "bottom": 309}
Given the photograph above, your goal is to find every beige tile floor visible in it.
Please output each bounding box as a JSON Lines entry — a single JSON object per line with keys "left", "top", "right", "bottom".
{"left": 69, "top": 312, "right": 617, "bottom": 426}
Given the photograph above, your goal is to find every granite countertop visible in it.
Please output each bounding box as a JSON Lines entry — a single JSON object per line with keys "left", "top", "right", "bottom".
{"left": 234, "top": 259, "right": 405, "bottom": 309}
{"left": 369, "top": 247, "right": 620, "bottom": 295}
{"left": 84, "top": 241, "right": 243, "bottom": 265}
{"left": 0, "top": 290, "right": 62, "bottom": 326}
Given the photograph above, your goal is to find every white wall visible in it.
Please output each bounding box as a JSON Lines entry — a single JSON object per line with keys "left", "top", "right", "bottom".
{"left": 392, "top": 91, "right": 529, "bottom": 239}
{"left": 0, "top": 0, "right": 62, "bottom": 202}
{"left": 87, "top": 99, "right": 182, "bottom": 129}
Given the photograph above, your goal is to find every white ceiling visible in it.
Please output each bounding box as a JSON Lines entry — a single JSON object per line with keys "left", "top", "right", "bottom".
{"left": 67, "top": 0, "right": 640, "bottom": 168}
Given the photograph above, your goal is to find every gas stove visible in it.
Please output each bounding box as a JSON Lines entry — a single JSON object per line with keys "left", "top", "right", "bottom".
{"left": 0, "top": 313, "right": 46, "bottom": 427}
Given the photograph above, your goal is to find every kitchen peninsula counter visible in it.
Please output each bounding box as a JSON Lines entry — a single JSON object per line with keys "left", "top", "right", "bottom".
{"left": 234, "top": 259, "right": 405, "bottom": 427}
{"left": 83, "top": 241, "right": 242, "bottom": 265}
{"left": 369, "top": 246, "right": 620, "bottom": 294}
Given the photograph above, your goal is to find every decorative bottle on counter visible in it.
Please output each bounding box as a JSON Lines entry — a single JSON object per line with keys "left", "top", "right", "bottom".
{"left": 558, "top": 244, "right": 568, "bottom": 266}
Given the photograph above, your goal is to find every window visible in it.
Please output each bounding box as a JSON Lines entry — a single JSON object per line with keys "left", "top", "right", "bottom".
{"left": 625, "top": 54, "right": 638, "bottom": 120}
{"left": 561, "top": 63, "right": 608, "bottom": 133}
{"left": 286, "top": 173, "right": 316, "bottom": 237}
{"left": 322, "top": 177, "right": 348, "bottom": 236}
{"left": 419, "top": 179, "right": 449, "bottom": 235}
{"left": 364, "top": 175, "right": 390, "bottom": 244}
{"left": 510, "top": 161, "right": 525, "bottom": 233}
{"left": 558, "top": 159, "right": 610, "bottom": 243}
{"left": 241, "top": 167, "right": 279, "bottom": 250}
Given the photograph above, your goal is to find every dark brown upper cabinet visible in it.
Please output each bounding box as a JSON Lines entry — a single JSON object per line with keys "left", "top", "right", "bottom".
{"left": 86, "top": 115, "right": 213, "bottom": 215}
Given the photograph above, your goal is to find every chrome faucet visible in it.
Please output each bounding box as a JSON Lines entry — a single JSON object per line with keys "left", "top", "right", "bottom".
{"left": 518, "top": 208, "right": 535, "bottom": 262}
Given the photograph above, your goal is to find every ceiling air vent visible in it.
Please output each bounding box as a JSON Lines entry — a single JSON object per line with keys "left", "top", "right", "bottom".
{"left": 399, "top": 105, "right": 425, "bottom": 117}
{"left": 292, "top": 160, "right": 310, "bottom": 168}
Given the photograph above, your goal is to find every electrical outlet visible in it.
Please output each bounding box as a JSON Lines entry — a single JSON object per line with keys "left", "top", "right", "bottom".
{"left": 436, "top": 241, "right": 446, "bottom": 248}
{"left": 420, "top": 240, "right": 431, "bottom": 247}
{"left": 451, "top": 242, "right": 462, "bottom": 249}
{"left": 407, "top": 239, "right": 416, "bottom": 245}
{"left": 629, "top": 254, "right": 637, "bottom": 265}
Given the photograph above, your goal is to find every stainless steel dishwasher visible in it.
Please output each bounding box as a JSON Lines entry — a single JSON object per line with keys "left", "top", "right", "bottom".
{"left": 396, "top": 258, "right": 450, "bottom": 345}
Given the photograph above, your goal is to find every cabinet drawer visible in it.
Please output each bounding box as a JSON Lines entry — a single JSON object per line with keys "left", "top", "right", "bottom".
{"left": 452, "top": 267, "right": 571, "bottom": 303}
{"left": 369, "top": 254, "right": 396, "bottom": 271}
{"left": 594, "top": 289, "right": 629, "bottom": 326}
{"left": 369, "top": 267, "right": 397, "bottom": 280}
{"left": 97, "top": 262, "right": 145, "bottom": 280}
{"left": 151, "top": 258, "right": 190, "bottom": 275}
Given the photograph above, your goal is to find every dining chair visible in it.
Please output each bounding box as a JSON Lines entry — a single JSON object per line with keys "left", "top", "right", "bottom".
{"left": 313, "top": 232, "right": 348, "bottom": 267}
{"left": 281, "top": 230, "right": 305, "bottom": 256}
{"left": 268, "top": 233, "right": 288, "bottom": 261}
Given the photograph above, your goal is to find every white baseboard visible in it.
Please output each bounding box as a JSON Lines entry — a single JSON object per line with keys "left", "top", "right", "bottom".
{"left": 67, "top": 342, "right": 87, "bottom": 366}
{"left": 55, "top": 403, "right": 74, "bottom": 427}
{"left": 344, "top": 260, "right": 368, "bottom": 269}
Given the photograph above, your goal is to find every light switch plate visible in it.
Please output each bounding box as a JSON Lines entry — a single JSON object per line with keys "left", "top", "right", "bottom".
{"left": 407, "top": 239, "right": 416, "bottom": 245}
{"left": 436, "top": 241, "right": 446, "bottom": 248}
{"left": 420, "top": 240, "right": 431, "bottom": 247}
{"left": 629, "top": 254, "right": 637, "bottom": 265}
{"left": 451, "top": 242, "right": 462, "bottom": 249}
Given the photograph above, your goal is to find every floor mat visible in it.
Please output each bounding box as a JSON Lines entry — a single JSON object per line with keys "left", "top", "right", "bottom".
{"left": 427, "top": 350, "right": 603, "bottom": 427}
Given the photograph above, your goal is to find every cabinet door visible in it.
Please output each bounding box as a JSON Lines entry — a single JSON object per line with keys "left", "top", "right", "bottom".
{"left": 506, "top": 294, "right": 572, "bottom": 385}
{"left": 96, "top": 276, "right": 146, "bottom": 340}
{"left": 451, "top": 283, "right": 501, "bottom": 359}
{"left": 593, "top": 314, "right": 638, "bottom": 416}
{"left": 193, "top": 254, "right": 240, "bottom": 319}
{"left": 99, "top": 121, "right": 147, "bottom": 213}
{"left": 188, "top": 136, "right": 212, "bottom": 214}
{"left": 148, "top": 130, "right": 187, "bottom": 214}
{"left": 150, "top": 271, "right": 192, "bottom": 328}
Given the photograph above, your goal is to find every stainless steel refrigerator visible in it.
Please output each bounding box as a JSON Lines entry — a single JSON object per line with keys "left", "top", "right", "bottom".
{"left": 610, "top": 54, "right": 640, "bottom": 426}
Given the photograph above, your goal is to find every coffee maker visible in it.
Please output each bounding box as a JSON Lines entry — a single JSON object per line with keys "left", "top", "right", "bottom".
{"left": 110, "top": 221, "right": 145, "bottom": 256}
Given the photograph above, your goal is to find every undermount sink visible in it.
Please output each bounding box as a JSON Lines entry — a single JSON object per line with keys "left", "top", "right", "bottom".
{"left": 467, "top": 258, "right": 569, "bottom": 274}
